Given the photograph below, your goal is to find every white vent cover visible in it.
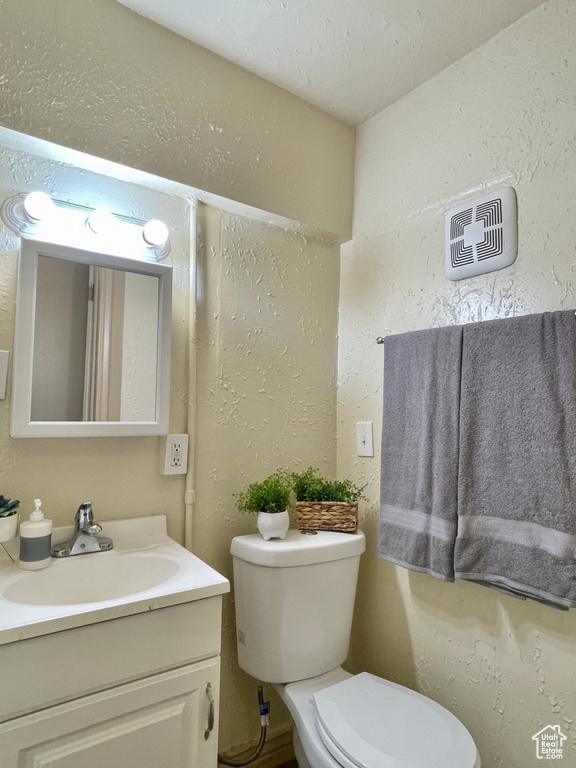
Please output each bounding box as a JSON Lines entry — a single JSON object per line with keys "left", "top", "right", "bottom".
{"left": 445, "top": 187, "right": 517, "bottom": 280}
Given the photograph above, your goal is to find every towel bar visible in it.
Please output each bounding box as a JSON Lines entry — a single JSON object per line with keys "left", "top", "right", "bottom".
{"left": 376, "top": 312, "right": 576, "bottom": 344}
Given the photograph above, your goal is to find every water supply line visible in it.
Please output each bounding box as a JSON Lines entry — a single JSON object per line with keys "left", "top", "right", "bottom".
{"left": 218, "top": 685, "right": 269, "bottom": 767}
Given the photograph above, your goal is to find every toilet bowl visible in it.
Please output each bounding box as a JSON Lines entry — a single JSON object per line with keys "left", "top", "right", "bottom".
{"left": 276, "top": 667, "right": 480, "bottom": 768}
{"left": 231, "top": 529, "right": 480, "bottom": 768}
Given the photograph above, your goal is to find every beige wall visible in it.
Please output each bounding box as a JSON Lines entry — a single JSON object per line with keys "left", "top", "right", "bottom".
{"left": 338, "top": 1, "right": 576, "bottom": 766}
{"left": 0, "top": 0, "right": 355, "bottom": 239}
{"left": 194, "top": 203, "right": 340, "bottom": 749}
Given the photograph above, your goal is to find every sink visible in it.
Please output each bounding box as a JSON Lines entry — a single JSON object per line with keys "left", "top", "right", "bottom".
{"left": 0, "top": 515, "right": 230, "bottom": 645}
{"left": 4, "top": 551, "right": 180, "bottom": 605}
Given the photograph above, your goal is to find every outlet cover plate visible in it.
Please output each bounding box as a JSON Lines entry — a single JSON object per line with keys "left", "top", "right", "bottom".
{"left": 163, "top": 433, "right": 189, "bottom": 475}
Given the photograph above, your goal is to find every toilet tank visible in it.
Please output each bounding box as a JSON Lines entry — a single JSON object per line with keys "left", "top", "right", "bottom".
{"left": 231, "top": 529, "right": 366, "bottom": 684}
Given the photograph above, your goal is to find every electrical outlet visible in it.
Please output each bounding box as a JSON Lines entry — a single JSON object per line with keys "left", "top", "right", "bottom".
{"left": 356, "top": 421, "right": 374, "bottom": 457}
{"left": 163, "top": 434, "right": 189, "bottom": 475}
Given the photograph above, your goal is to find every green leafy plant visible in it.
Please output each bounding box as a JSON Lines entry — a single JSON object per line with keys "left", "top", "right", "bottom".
{"left": 0, "top": 495, "right": 20, "bottom": 518}
{"left": 235, "top": 471, "right": 291, "bottom": 514}
{"left": 291, "top": 467, "right": 365, "bottom": 503}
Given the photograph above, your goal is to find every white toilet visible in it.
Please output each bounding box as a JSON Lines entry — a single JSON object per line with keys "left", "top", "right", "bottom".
{"left": 231, "top": 528, "right": 481, "bottom": 768}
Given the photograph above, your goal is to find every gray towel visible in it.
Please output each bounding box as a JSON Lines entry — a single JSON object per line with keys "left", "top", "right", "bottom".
{"left": 454, "top": 311, "right": 576, "bottom": 609}
{"left": 378, "top": 326, "right": 463, "bottom": 581}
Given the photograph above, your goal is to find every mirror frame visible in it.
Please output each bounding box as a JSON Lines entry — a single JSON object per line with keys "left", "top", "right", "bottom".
{"left": 11, "top": 237, "right": 172, "bottom": 437}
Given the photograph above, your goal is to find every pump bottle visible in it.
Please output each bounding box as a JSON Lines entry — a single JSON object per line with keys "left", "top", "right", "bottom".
{"left": 19, "top": 498, "right": 52, "bottom": 570}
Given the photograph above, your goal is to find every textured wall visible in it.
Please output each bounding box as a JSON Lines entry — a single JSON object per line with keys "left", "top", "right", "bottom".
{"left": 338, "top": 1, "right": 576, "bottom": 766}
{"left": 194, "top": 203, "right": 340, "bottom": 749}
{"left": 0, "top": 0, "right": 355, "bottom": 239}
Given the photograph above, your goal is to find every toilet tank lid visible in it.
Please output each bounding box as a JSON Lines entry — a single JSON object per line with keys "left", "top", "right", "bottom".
{"left": 231, "top": 529, "right": 366, "bottom": 567}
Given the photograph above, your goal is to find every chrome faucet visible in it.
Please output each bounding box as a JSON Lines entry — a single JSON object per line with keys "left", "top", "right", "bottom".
{"left": 52, "top": 501, "right": 113, "bottom": 557}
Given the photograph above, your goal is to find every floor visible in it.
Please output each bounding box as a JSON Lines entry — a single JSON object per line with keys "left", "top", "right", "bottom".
{"left": 278, "top": 763, "right": 298, "bottom": 768}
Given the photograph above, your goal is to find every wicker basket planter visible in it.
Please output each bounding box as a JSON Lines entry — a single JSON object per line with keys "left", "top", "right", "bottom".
{"left": 296, "top": 501, "right": 358, "bottom": 533}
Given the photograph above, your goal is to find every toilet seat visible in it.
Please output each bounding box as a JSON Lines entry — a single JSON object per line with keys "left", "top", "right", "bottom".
{"left": 312, "top": 672, "right": 478, "bottom": 768}
{"left": 314, "top": 719, "right": 362, "bottom": 768}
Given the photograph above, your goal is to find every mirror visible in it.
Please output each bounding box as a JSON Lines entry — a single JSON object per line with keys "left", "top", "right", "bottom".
{"left": 11, "top": 238, "right": 172, "bottom": 437}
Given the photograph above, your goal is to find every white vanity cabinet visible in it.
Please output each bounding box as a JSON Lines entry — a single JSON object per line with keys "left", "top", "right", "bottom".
{"left": 0, "top": 516, "right": 230, "bottom": 768}
{"left": 0, "top": 594, "right": 225, "bottom": 768}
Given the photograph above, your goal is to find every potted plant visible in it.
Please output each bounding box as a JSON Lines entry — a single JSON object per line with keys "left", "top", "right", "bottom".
{"left": 0, "top": 495, "right": 20, "bottom": 543}
{"left": 291, "top": 467, "right": 365, "bottom": 533}
{"left": 235, "top": 471, "right": 292, "bottom": 540}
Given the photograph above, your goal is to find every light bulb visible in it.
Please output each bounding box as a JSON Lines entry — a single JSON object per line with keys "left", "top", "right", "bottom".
{"left": 143, "top": 219, "right": 169, "bottom": 247}
{"left": 86, "top": 208, "right": 116, "bottom": 234}
{"left": 23, "top": 191, "right": 54, "bottom": 221}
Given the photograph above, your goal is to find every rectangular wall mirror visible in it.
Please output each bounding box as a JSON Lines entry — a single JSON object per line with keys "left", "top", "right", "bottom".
{"left": 11, "top": 237, "right": 172, "bottom": 437}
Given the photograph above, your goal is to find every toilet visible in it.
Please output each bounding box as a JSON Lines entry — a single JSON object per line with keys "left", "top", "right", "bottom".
{"left": 231, "top": 529, "right": 481, "bottom": 768}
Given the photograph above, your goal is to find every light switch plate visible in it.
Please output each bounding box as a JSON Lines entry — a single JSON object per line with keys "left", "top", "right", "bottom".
{"left": 0, "top": 351, "right": 8, "bottom": 400}
{"left": 356, "top": 421, "right": 374, "bottom": 457}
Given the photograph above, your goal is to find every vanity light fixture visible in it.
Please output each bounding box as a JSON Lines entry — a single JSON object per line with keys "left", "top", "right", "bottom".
{"left": 0, "top": 191, "right": 171, "bottom": 261}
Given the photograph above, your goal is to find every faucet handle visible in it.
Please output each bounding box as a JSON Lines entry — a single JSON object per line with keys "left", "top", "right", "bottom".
{"left": 85, "top": 523, "right": 102, "bottom": 536}
{"left": 75, "top": 501, "right": 93, "bottom": 531}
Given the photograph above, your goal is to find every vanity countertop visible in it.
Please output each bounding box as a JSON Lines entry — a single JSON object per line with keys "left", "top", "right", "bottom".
{"left": 0, "top": 515, "right": 229, "bottom": 646}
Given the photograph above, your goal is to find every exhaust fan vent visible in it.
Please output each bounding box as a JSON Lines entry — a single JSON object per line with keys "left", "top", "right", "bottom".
{"left": 445, "top": 187, "right": 517, "bottom": 280}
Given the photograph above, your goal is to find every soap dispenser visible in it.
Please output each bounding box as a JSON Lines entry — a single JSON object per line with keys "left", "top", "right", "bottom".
{"left": 18, "top": 498, "right": 52, "bottom": 570}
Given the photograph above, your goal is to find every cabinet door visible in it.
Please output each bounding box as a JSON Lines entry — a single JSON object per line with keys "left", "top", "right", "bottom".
{"left": 0, "top": 658, "right": 220, "bottom": 768}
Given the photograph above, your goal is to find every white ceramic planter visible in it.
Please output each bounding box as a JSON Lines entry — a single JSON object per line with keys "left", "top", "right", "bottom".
{"left": 256, "top": 510, "right": 290, "bottom": 541}
{"left": 0, "top": 514, "right": 18, "bottom": 543}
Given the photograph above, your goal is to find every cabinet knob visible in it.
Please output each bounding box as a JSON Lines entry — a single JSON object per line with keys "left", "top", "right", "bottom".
{"left": 204, "top": 682, "right": 215, "bottom": 740}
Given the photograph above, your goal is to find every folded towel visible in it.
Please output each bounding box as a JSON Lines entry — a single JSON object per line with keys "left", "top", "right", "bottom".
{"left": 454, "top": 310, "right": 576, "bottom": 609}
{"left": 378, "top": 326, "right": 463, "bottom": 581}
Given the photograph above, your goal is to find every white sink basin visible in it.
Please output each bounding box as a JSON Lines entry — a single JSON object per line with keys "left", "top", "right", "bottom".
{"left": 4, "top": 551, "right": 180, "bottom": 605}
{"left": 0, "top": 515, "right": 229, "bottom": 645}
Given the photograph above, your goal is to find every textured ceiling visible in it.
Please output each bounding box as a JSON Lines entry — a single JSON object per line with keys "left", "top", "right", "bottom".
{"left": 116, "top": 0, "right": 544, "bottom": 125}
